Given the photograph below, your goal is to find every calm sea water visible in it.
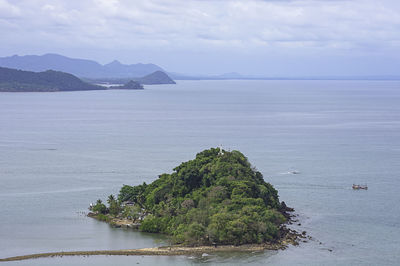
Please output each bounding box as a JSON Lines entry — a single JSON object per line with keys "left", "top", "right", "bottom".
{"left": 0, "top": 80, "right": 399, "bottom": 265}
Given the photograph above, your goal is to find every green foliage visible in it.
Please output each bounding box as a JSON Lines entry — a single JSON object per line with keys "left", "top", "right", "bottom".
{"left": 96, "top": 148, "right": 286, "bottom": 246}
{"left": 122, "top": 205, "right": 142, "bottom": 220}
{"left": 185, "top": 222, "right": 206, "bottom": 245}
{"left": 119, "top": 183, "right": 147, "bottom": 207}
{"left": 96, "top": 213, "right": 111, "bottom": 223}
{"left": 140, "top": 215, "right": 168, "bottom": 233}
{"left": 107, "top": 195, "right": 116, "bottom": 204}
{"left": 107, "top": 194, "right": 121, "bottom": 216}
{"left": 92, "top": 200, "right": 107, "bottom": 214}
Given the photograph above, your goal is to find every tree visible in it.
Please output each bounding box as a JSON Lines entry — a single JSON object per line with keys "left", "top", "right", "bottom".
{"left": 106, "top": 195, "right": 121, "bottom": 216}
{"left": 107, "top": 194, "right": 116, "bottom": 205}
{"left": 92, "top": 201, "right": 107, "bottom": 214}
{"left": 92, "top": 148, "right": 286, "bottom": 246}
{"left": 122, "top": 205, "right": 141, "bottom": 220}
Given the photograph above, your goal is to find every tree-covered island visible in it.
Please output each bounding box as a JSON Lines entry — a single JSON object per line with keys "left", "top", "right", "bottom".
{"left": 89, "top": 148, "right": 300, "bottom": 247}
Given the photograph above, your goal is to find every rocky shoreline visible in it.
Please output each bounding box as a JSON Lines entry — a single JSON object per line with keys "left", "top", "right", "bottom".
{"left": 87, "top": 212, "right": 141, "bottom": 229}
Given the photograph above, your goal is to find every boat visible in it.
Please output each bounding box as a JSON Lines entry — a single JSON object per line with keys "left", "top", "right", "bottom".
{"left": 352, "top": 184, "right": 368, "bottom": 190}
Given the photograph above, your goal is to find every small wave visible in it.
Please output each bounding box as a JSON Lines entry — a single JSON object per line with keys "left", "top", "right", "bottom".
{"left": 0, "top": 187, "right": 104, "bottom": 197}
{"left": 279, "top": 170, "right": 301, "bottom": 175}
{"left": 278, "top": 183, "right": 347, "bottom": 190}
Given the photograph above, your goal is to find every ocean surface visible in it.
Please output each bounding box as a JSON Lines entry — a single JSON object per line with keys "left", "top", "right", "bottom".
{"left": 0, "top": 80, "right": 399, "bottom": 265}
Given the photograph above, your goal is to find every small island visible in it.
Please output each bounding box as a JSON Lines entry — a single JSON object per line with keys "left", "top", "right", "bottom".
{"left": 0, "top": 148, "right": 303, "bottom": 262}
{"left": 89, "top": 148, "right": 300, "bottom": 248}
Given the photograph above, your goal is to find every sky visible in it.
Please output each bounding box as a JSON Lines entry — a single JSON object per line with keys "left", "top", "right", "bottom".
{"left": 1, "top": 0, "right": 400, "bottom": 76}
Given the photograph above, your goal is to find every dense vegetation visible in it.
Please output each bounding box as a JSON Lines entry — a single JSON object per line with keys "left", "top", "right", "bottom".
{"left": 91, "top": 148, "right": 287, "bottom": 246}
{"left": 0, "top": 67, "right": 103, "bottom": 92}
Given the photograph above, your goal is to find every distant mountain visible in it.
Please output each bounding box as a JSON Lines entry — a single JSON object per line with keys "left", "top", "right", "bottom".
{"left": 136, "top": 70, "right": 176, "bottom": 84}
{"left": 216, "top": 72, "right": 244, "bottom": 79}
{"left": 0, "top": 54, "right": 164, "bottom": 79}
{"left": 0, "top": 66, "right": 104, "bottom": 92}
{"left": 102, "top": 60, "right": 163, "bottom": 78}
{"left": 168, "top": 72, "right": 246, "bottom": 80}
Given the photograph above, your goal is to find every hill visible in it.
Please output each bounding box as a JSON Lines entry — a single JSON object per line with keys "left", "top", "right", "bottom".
{"left": 0, "top": 54, "right": 164, "bottom": 79}
{"left": 136, "top": 71, "right": 176, "bottom": 85}
{"left": 90, "top": 148, "right": 294, "bottom": 246}
{"left": 0, "top": 67, "right": 104, "bottom": 92}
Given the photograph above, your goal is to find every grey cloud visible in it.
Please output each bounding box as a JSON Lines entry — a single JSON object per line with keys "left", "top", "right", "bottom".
{"left": 0, "top": 0, "right": 399, "bottom": 75}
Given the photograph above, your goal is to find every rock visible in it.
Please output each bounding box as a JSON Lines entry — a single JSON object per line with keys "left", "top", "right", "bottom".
{"left": 280, "top": 201, "right": 294, "bottom": 212}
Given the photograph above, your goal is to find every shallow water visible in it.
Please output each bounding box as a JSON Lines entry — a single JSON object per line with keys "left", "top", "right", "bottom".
{"left": 0, "top": 80, "right": 399, "bottom": 265}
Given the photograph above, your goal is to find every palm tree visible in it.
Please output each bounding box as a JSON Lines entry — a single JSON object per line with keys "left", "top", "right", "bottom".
{"left": 107, "top": 194, "right": 115, "bottom": 205}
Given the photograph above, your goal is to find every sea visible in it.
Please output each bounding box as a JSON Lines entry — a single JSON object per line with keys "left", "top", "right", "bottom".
{"left": 0, "top": 80, "right": 399, "bottom": 265}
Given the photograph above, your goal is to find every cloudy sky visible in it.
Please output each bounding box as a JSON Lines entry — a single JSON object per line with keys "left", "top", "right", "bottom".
{"left": 1, "top": 0, "right": 400, "bottom": 76}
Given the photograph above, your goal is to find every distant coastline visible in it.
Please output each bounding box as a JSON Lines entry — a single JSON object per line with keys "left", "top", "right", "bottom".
{"left": 2, "top": 53, "right": 398, "bottom": 82}
{"left": 0, "top": 67, "right": 175, "bottom": 92}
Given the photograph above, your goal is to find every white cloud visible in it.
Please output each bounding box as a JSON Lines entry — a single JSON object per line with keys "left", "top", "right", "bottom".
{"left": 0, "top": 0, "right": 399, "bottom": 74}
{"left": 0, "top": 0, "right": 21, "bottom": 17}
{"left": 3, "top": 0, "right": 399, "bottom": 50}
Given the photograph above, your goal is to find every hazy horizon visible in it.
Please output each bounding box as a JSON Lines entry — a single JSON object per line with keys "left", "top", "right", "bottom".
{"left": 1, "top": 0, "right": 400, "bottom": 76}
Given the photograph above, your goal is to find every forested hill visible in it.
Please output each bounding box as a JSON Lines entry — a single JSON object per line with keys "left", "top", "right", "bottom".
{"left": 92, "top": 148, "right": 290, "bottom": 246}
{"left": 0, "top": 67, "right": 104, "bottom": 92}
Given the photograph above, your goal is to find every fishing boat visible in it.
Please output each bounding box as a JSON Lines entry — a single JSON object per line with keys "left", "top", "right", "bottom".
{"left": 352, "top": 184, "right": 368, "bottom": 190}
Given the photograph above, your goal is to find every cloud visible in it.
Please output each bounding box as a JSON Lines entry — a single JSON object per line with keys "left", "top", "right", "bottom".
{"left": 0, "top": 0, "right": 20, "bottom": 17}
{"left": 0, "top": 0, "right": 399, "bottom": 74}
{"left": 3, "top": 0, "right": 400, "bottom": 49}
